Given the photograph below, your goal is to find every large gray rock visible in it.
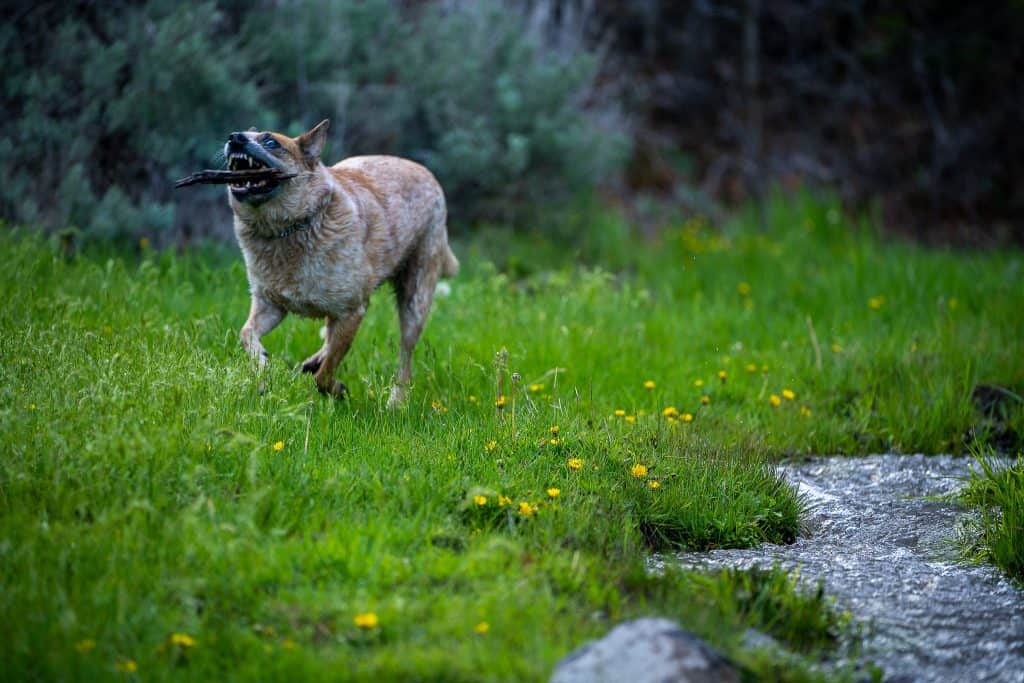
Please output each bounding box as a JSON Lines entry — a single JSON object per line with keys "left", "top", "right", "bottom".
{"left": 550, "top": 618, "right": 740, "bottom": 683}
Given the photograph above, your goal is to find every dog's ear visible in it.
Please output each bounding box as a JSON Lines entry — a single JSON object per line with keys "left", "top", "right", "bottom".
{"left": 297, "top": 119, "right": 330, "bottom": 161}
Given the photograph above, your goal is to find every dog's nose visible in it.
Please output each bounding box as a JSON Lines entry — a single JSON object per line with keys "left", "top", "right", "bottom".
{"left": 228, "top": 132, "right": 248, "bottom": 146}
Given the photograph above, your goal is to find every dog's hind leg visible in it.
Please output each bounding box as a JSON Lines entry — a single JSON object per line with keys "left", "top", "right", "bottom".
{"left": 389, "top": 239, "right": 443, "bottom": 408}
{"left": 301, "top": 317, "right": 331, "bottom": 374}
{"left": 313, "top": 309, "right": 365, "bottom": 399}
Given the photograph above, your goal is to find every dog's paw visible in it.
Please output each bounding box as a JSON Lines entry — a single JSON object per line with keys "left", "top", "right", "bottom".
{"left": 387, "top": 385, "right": 408, "bottom": 409}
{"left": 317, "top": 380, "right": 348, "bottom": 400}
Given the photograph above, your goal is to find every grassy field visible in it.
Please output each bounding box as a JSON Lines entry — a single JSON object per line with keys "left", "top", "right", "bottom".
{"left": 1, "top": 193, "right": 1021, "bottom": 681}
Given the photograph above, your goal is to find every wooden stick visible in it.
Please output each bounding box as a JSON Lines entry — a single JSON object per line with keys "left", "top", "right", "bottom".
{"left": 174, "top": 168, "right": 296, "bottom": 188}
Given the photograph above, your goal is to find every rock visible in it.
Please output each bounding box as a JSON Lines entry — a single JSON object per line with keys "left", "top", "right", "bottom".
{"left": 550, "top": 618, "right": 740, "bottom": 683}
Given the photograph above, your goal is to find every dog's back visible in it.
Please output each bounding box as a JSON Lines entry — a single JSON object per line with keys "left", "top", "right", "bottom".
{"left": 329, "top": 156, "right": 458, "bottom": 284}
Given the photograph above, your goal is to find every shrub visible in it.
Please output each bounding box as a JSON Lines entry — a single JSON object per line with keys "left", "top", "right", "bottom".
{"left": 2, "top": 0, "right": 627, "bottom": 245}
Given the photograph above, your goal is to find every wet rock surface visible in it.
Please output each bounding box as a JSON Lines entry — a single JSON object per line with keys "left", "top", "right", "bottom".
{"left": 550, "top": 617, "right": 739, "bottom": 683}
{"left": 668, "top": 454, "right": 1024, "bottom": 683}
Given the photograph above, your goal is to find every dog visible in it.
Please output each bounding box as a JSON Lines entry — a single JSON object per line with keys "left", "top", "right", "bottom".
{"left": 225, "top": 119, "right": 458, "bottom": 405}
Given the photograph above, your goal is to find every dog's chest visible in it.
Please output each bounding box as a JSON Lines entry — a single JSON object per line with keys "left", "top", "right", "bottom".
{"left": 249, "top": 248, "right": 365, "bottom": 318}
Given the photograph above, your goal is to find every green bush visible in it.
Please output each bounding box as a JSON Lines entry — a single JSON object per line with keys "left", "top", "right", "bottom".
{"left": 2, "top": 0, "right": 627, "bottom": 245}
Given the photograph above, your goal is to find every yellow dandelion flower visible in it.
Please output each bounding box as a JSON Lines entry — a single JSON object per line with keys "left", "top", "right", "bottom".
{"left": 485, "top": 440, "right": 497, "bottom": 453}
{"left": 662, "top": 406, "right": 679, "bottom": 418}
{"left": 769, "top": 394, "right": 782, "bottom": 407}
{"left": 667, "top": 416, "right": 678, "bottom": 425}
{"left": 831, "top": 343, "right": 841, "bottom": 353}
{"left": 549, "top": 438, "right": 562, "bottom": 446}
{"left": 29, "top": 403, "right": 37, "bottom": 410}
{"left": 547, "top": 488, "right": 561, "bottom": 498}
{"left": 550, "top": 425, "right": 560, "bottom": 435}
{"left": 354, "top": 612, "right": 379, "bottom": 629}
{"left": 624, "top": 415, "right": 636, "bottom": 424}
{"left": 474, "top": 495, "right": 488, "bottom": 507}
{"left": 800, "top": 406, "right": 812, "bottom": 417}
{"left": 75, "top": 639, "right": 96, "bottom": 654}
{"left": 648, "top": 480, "right": 661, "bottom": 489}
{"left": 868, "top": 296, "right": 885, "bottom": 310}
{"left": 272, "top": 441, "right": 284, "bottom": 452}
{"left": 762, "top": 364, "right": 770, "bottom": 373}
{"left": 498, "top": 495, "right": 512, "bottom": 507}
{"left": 738, "top": 282, "right": 751, "bottom": 296}
{"left": 529, "top": 383, "right": 544, "bottom": 392}
{"left": 474, "top": 621, "right": 490, "bottom": 634}
{"left": 701, "top": 395, "right": 711, "bottom": 405}
{"left": 282, "top": 638, "right": 297, "bottom": 650}
{"left": 681, "top": 413, "right": 693, "bottom": 423}
{"left": 644, "top": 380, "right": 656, "bottom": 390}
{"left": 745, "top": 363, "right": 758, "bottom": 373}
{"left": 495, "top": 395, "right": 507, "bottom": 409}
{"left": 468, "top": 395, "right": 478, "bottom": 403}
{"left": 718, "top": 370, "right": 727, "bottom": 382}
{"left": 170, "top": 633, "right": 196, "bottom": 648}
{"left": 694, "top": 379, "right": 705, "bottom": 388}
{"left": 613, "top": 409, "right": 626, "bottom": 417}
{"left": 518, "top": 501, "right": 536, "bottom": 517}
{"left": 115, "top": 659, "right": 138, "bottom": 673}
{"left": 631, "top": 464, "right": 648, "bottom": 478}
{"left": 431, "top": 400, "right": 448, "bottom": 413}
{"left": 567, "top": 458, "right": 583, "bottom": 471}
{"left": 782, "top": 389, "right": 796, "bottom": 401}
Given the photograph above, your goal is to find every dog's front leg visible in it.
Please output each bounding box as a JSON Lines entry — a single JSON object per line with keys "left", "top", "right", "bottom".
{"left": 240, "top": 293, "right": 285, "bottom": 369}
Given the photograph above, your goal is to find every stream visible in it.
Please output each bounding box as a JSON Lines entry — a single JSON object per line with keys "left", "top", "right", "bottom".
{"left": 666, "top": 455, "right": 1024, "bottom": 682}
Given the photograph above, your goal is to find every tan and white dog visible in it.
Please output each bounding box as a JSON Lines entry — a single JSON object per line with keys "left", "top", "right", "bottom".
{"left": 225, "top": 119, "right": 458, "bottom": 404}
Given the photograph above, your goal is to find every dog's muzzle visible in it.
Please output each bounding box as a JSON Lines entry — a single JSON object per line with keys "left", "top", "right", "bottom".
{"left": 225, "top": 136, "right": 285, "bottom": 203}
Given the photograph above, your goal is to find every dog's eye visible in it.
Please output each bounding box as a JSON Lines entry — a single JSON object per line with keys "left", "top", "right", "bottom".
{"left": 261, "top": 134, "right": 280, "bottom": 150}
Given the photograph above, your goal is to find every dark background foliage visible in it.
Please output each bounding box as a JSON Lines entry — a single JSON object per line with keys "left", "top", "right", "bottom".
{"left": 2, "top": 0, "right": 1021, "bottom": 246}
{"left": 595, "top": 0, "right": 1024, "bottom": 244}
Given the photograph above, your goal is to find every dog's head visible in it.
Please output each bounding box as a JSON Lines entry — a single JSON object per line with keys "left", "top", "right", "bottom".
{"left": 224, "top": 119, "right": 330, "bottom": 207}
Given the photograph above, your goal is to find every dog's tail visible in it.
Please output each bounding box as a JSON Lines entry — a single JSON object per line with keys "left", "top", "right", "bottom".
{"left": 441, "top": 244, "right": 459, "bottom": 278}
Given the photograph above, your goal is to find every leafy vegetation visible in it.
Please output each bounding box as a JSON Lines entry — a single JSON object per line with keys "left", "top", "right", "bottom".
{"left": 1, "top": 192, "right": 1021, "bottom": 679}
{"left": 2, "top": 0, "right": 623, "bottom": 243}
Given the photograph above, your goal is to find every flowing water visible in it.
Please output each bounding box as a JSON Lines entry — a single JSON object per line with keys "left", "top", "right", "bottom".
{"left": 666, "top": 455, "right": 1024, "bottom": 682}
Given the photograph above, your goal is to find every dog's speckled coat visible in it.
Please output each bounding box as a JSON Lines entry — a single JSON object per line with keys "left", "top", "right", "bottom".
{"left": 227, "top": 120, "right": 458, "bottom": 403}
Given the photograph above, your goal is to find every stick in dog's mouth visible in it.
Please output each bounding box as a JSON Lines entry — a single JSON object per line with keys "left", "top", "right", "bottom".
{"left": 173, "top": 167, "right": 296, "bottom": 190}
{"left": 227, "top": 152, "right": 279, "bottom": 194}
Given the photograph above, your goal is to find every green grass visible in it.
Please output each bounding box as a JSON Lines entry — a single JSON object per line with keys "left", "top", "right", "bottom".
{"left": 694, "top": 565, "right": 856, "bottom": 654}
{"left": 962, "top": 452, "right": 1024, "bottom": 579}
{"left": 1, "top": 192, "right": 1022, "bottom": 680}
